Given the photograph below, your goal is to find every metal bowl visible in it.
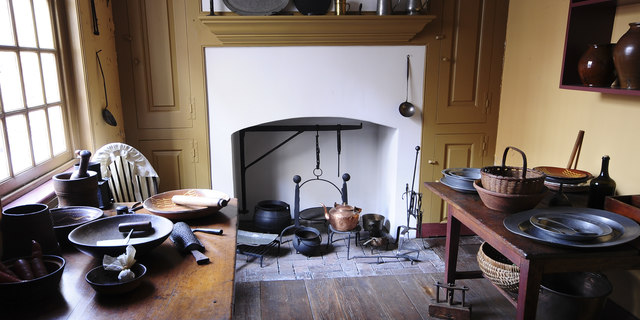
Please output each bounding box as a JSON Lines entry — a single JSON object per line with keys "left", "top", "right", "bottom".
{"left": 85, "top": 263, "right": 147, "bottom": 295}
{"left": 0, "top": 255, "right": 65, "bottom": 303}
{"left": 68, "top": 214, "right": 173, "bottom": 258}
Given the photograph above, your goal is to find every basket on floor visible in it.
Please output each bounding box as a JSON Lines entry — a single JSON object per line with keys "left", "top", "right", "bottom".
{"left": 481, "top": 146, "right": 545, "bottom": 195}
{"left": 477, "top": 242, "right": 520, "bottom": 293}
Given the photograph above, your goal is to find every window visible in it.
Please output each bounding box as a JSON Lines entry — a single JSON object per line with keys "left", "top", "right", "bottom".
{"left": 0, "top": 0, "right": 72, "bottom": 198}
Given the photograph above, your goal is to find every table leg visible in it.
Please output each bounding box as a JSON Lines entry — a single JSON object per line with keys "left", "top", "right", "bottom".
{"left": 516, "top": 261, "right": 542, "bottom": 320}
{"left": 444, "top": 212, "right": 462, "bottom": 284}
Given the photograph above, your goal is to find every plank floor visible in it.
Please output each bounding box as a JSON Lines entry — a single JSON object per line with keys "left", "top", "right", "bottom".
{"left": 233, "top": 235, "right": 516, "bottom": 319}
{"left": 234, "top": 274, "right": 516, "bottom": 319}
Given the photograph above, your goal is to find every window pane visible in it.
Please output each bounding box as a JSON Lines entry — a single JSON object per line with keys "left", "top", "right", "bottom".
{"left": 33, "top": 0, "right": 53, "bottom": 49}
{"left": 20, "top": 51, "right": 45, "bottom": 108}
{"left": 48, "top": 105, "right": 65, "bottom": 155}
{"left": 0, "top": 0, "right": 15, "bottom": 46}
{"left": 0, "top": 51, "right": 25, "bottom": 112}
{"left": 29, "top": 109, "right": 50, "bottom": 163}
{"left": 41, "top": 52, "right": 60, "bottom": 103}
{"left": 12, "top": 0, "right": 36, "bottom": 48}
{"left": 0, "top": 121, "right": 9, "bottom": 180}
{"left": 6, "top": 114, "right": 32, "bottom": 173}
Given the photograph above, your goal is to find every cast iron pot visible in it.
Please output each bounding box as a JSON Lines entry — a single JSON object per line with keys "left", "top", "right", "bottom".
{"left": 293, "top": 227, "right": 322, "bottom": 256}
{"left": 253, "top": 200, "right": 291, "bottom": 234}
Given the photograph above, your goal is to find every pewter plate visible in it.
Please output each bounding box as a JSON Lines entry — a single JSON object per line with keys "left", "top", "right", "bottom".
{"left": 237, "top": 230, "right": 278, "bottom": 246}
{"left": 504, "top": 207, "right": 640, "bottom": 248}
{"left": 442, "top": 168, "right": 482, "bottom": 181}
{"left": 223, "top": 0, "right": 288, "bottom": 15}
{"left": 440, "top": 176, "right": 476, "bottom": 193}
{"left": 529, "top": 212, "right": 613, "bottom": 241}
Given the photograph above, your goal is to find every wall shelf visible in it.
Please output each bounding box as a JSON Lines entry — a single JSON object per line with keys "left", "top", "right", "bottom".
{"left": 560, "top": 0, "right": 640, "bottom": 96}
{"left": 198, "top": 13, "right": 435, "bottom": 46}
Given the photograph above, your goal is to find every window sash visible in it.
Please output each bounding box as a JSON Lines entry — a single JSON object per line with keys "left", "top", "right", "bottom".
{"left": 0, "top": 0, "right": 73, "bottom": 199}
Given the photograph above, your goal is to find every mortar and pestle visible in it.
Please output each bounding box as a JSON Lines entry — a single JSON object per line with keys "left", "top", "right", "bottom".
{"left": 53, "top": 150, "right": 99, "bottom": 207}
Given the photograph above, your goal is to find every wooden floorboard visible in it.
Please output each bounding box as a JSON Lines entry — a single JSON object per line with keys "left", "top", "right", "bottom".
{"left": 234, "top": 282, "right": 261, "bottom": 320}
{"left": 260, "top": 280, "right": 313, "bottom": 320}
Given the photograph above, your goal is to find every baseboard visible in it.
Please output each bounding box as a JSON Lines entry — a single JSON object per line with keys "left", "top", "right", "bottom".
{"left": 419, "top": 222, "right": 475, "bottom": 237}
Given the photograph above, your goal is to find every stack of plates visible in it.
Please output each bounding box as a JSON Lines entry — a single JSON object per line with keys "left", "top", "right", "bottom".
{"left": 440, "top": 168, "right": 481, "bottom": 193}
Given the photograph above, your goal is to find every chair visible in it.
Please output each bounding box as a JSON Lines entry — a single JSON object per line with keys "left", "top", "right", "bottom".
{"left": 92, "top": 143, "right": 159, "bottom": 203}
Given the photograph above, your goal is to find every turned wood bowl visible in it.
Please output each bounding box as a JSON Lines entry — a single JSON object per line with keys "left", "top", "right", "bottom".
{"left": 474, "top": 180, "right": 547, "bottom": 213}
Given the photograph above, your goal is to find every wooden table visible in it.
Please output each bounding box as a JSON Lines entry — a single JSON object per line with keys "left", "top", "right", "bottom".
{"left": 5, "top": 201, "right": 238, "bottom": 320}
{"left": 424, "top": 182, "right": 640, "bottom": 320}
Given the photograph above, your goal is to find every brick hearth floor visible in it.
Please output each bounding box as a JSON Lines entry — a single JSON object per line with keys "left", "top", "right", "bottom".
{"left": 234, "top": 223, "right": 483, "bottom": 282}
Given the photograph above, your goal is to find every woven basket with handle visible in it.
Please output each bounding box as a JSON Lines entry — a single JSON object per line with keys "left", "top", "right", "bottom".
{"left": 481, "top": 146, "right": 546, "bottom": 195}
{"left": 477, "top": 242, "right": 520, "bottom": 293}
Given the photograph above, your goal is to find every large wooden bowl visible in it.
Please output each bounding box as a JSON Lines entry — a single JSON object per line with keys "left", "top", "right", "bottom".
{"left": 474, "top": 180, "right": 547, "bottom": 213}
{"left": 143, "top": 189, "right": 230, "bottom": 220}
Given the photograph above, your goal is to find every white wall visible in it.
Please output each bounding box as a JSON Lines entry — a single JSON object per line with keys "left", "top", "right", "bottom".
{"left": 205, "top": 46, "right": 425, "bottom": 236}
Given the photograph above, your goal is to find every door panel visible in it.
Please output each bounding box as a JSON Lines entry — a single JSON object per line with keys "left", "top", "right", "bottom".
{"left": 427, "top": 134, "right": 485, "bottom": 223}
{"left": 127, "top": 0, "right": 193, "bottom": 129}
{"left": 435, "top": 0, "right": 499, "bottom": 124}
{"left": 138, "top": 139, "right": 198, "bottom": 192}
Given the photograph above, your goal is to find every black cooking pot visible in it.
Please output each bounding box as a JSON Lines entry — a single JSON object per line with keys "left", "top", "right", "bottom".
{"left": 294, "top": 0, "right": 331, "bottom": 15}
{"left": 362, "top": 213, "right": 386, "bottom": 237}
{"left": 293, "top": 227, "right": 322, "bottom": 256}
{"left": 253, "top": 200, "right": 291, "bottom": 234}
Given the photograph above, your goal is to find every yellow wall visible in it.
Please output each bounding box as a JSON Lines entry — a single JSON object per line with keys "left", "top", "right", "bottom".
{"left": 497, "top": 0, "right": 640, "bottom": 316}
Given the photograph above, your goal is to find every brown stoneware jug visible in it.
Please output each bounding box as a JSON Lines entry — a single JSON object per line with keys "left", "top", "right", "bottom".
{"left": 613, "top": 22, "right": 640, "bottom": 89}
{"left": 578, "top": 43, "right": 616, "bottom": 87}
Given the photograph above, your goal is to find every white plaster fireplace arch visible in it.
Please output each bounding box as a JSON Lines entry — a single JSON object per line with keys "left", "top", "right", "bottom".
{"left": 206, "top": 46, "right": 425, "bottom": 237}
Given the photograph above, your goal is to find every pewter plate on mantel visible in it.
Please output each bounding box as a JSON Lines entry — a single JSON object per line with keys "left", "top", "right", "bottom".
{"left": 223, "top": 0, "right": 288, "bottom": 15}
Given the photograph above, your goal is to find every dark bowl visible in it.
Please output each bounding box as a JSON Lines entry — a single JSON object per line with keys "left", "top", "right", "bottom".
{"left": 68, "top": 214, "right": 174, "bottom": 258}
{"left": 474, "top": 180, "right": 547, "bottom": 212}
{"left": 51, "top": 206, "right": 103, "bottom": 243}
{"left": 0, "top": 255, "right": 65, "bottom": 303}
{"left": 294, "top": 0, "right": 331, "bottom": 15}
{"left": 86, "top": 263, "right": 147, "bottom": 295}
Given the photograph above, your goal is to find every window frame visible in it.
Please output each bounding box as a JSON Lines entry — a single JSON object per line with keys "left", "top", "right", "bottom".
{"left": 0, "top": 0, "right": 79, "bottom": 204}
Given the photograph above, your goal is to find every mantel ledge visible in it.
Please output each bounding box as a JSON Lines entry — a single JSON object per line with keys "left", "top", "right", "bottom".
{"left": 198, "top": 12, "right": 435, "bottom": 46}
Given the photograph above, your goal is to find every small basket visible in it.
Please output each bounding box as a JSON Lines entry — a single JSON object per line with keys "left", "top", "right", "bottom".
{"left": 481, "top": 146, "right": 546, "bottom": 194}
{"left": 477, "top": 242, "right": 520, "bottom": 293}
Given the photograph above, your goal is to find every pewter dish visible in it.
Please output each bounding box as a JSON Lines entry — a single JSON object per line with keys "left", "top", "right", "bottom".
{"left": 442, "top": 168, "right": 481, "bottom": 181}
{"left": 440, "top": 176, "right": 476, "bottom": 193}
{"left": 68, "top": 214, "right": 173, "bottom": 258}
{"left": 529, "top": 212, "right": 613, "bottom": 241}
{"left": 504, "top": 207, "right": 640, "bottom": 248}
{"left": 237, "top": 230, "right": 278, "bottom": 246}
{"left": 222, "top": 0, "right": 288, "bottom": 15}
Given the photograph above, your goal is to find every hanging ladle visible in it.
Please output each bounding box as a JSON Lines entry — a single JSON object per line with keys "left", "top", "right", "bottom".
{"left": 399, "top": 55, "right": 415, "bottom": 117}
{"left": 96, "top": 50, "right": 117, "bottom": 127}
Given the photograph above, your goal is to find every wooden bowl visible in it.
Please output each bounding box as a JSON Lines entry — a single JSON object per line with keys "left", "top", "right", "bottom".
{"left": 474, "top": 180, "right": 547, "bottom": 212}
{"left": 0, "top": 255, "right": 65, "bottom": 303}
{"left": 85, "top": 263, "right": 146, "bottom": 295}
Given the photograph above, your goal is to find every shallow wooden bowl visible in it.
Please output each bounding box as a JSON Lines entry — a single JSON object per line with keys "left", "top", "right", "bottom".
{"left": 474, "top": 180, "right": 547, "bottom": 213}
{"left": 0, "top": 255, "right": 65, "bottom": 303}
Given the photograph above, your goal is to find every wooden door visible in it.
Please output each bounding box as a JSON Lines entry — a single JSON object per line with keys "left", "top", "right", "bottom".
{"left": 113, "top": 0, "right": 211, "bottom": 192}
{"left": 419, "top": 0, "right": 508, "bottom": 231}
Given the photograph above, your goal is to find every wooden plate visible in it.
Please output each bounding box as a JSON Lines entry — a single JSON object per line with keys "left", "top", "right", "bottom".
{"left": 533, "top": 166, "right": 591, "bottom": 180}
{"left": 143, "top": 189, "right": 230, "bottom": 220}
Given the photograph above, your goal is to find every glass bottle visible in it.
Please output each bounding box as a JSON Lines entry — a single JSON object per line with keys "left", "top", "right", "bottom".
{"left": 587, "top": 155, "right": 616, "bottom": 209}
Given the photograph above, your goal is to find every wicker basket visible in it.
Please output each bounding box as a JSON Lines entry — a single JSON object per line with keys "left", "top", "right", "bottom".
{"left": 477, "top": 242, "right": 520, "bottom": 293}
{"left": 481, "top": 146, "right": 546, "bottom": 195}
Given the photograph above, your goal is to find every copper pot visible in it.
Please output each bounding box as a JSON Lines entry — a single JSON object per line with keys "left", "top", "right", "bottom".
{"left": 322, "top": 202, "right": 361, "bottom": 231}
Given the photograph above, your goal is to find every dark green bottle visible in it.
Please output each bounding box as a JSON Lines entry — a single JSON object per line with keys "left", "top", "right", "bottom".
{"left": 587, "top": 155, "right": 616, "bottom": 209}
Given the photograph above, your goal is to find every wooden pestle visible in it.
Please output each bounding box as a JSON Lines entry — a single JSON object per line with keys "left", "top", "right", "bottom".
{"left": 70, "top": 150, "right": 92, "bottom": 180}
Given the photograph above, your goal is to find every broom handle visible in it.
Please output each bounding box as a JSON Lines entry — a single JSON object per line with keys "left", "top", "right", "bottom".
{"left": 567, "top": 130, "right": 585, "bottom": 169}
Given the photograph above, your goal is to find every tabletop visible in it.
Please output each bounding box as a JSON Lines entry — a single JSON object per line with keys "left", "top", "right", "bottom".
{"left": 4, "top": 200, "right": 238, "bottom": 320}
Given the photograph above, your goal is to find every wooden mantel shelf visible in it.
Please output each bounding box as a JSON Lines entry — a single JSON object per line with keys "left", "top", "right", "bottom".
{"left": 198, "top": 13, "right": 435, "bottom": 46}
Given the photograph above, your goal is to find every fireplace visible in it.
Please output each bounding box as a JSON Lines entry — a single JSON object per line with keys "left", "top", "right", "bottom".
{"left": 205, "top": 46, "right": 425, "bottom": 237}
